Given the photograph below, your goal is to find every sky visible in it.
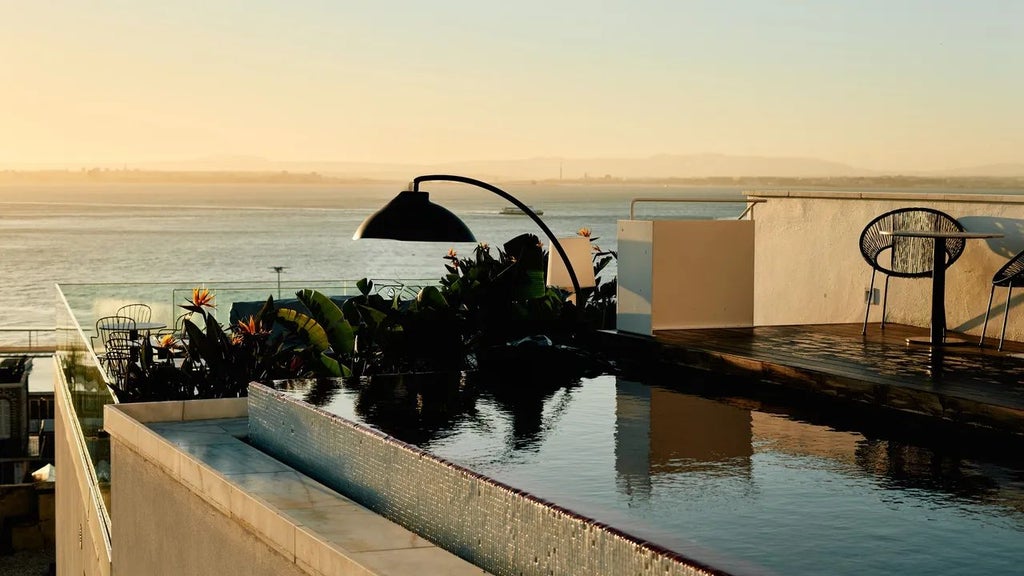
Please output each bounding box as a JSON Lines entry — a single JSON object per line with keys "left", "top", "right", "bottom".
{"left": 2, "top": 1, "right": 1022, "bottom": 172}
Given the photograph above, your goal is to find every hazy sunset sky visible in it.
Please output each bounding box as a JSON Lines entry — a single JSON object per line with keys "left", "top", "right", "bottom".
{"left": 2, "top": 1, "right": 1021, "bottom": 171}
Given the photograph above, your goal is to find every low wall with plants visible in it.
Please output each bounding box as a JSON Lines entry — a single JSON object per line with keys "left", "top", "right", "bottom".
{"left": 248, "top": 383, "right": 718, "bottom": 576}
{"left": 110, "top": 232, "right": 616, "bottom": 403}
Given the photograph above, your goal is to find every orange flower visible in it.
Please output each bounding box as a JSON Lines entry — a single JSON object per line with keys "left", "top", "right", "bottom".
{"left": 478, "top": 242, "right": 489, "bottom": 252}
{"left": 156, "top": 334, "right": 178, "bottom": 349}
{"left": 577, "top": 227, "right": 592, "bottom": 238}
{"left": 236, "top": 315, "right": 267, "bottom": 336}
{"left": 188, "top": 287, "right": 215, "bottom": 309}
{"left": 445, "top": 248, "right": 458, "bottom": 260}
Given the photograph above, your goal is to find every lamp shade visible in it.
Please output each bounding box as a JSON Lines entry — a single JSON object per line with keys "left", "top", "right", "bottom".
{"left": 546, "top": 236, "right": 596, "bottom": 291}
{"left": 352, "top": 191, "right": 476, "bottom": 242}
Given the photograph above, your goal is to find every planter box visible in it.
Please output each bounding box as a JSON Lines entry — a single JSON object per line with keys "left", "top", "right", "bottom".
{"left": 617, "top": 219, "right": 754, "bottom": 335}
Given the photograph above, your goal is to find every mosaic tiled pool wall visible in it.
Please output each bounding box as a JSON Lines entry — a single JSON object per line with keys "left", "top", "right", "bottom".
{"left": 248, "top": 384, "right": 722, "bottom": 576}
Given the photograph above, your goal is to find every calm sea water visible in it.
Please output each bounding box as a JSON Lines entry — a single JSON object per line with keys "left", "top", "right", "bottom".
{"left": 282, "top": 374, "right": 1024, "bottom": 576}
{"left": 0, "top": 181, "right": 748, "bottom": 332}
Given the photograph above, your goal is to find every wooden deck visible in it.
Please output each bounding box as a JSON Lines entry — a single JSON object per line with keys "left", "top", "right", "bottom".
{"left": 598, "top": 323, "right": 1024, "bottom": 437}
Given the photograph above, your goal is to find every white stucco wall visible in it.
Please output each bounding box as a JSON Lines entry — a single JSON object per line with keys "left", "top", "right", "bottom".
{"left": 618, "top": 219, "right": 754, "bottom": 335}
{"left": 748, "top": 190, "right": 1024, "bottom": 340}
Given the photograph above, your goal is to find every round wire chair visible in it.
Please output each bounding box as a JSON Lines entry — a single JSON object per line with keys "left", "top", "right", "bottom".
{"left": 979, "top": 250, "right": 1024, "bottom": 351}
{"left": 859, "top": 207, "right": 965, "bottom": 334}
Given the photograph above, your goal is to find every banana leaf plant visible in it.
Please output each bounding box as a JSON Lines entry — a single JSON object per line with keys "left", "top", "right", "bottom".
{"left": 275, "top": 289, "right": 355, "bottom": 377}
{"left": 338, "top": 279, "right": 465, "bottom": 375}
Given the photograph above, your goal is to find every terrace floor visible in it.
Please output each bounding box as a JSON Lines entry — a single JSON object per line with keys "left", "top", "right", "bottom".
{"left": 599, "top": 322, "right": 1024, "bottom": 438}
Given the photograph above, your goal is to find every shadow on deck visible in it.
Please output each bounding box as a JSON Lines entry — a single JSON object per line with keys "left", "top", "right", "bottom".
{"left": 599, "top": 323, "right": 1024, "bottom": 439}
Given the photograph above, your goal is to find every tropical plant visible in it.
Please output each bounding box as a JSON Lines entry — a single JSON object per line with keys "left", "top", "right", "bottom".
{"left": 440, "top": 233, "right": 577, "bottom": 353}
{"left": 575, "top": 227, "right": 618, "bottom": 330}
{"left": 175, "top": 292, "right": 289, "bottom": 397}
{"left": 110, "top": 225, "right": 619, "bottom": 402}
{"left": 275, "top": 288, "right": 355, "bottom": 377}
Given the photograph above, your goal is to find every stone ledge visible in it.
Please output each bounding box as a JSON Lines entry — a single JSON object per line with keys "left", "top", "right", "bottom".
{"left": 104, "top": 399, "right": 488, "bottom": 576}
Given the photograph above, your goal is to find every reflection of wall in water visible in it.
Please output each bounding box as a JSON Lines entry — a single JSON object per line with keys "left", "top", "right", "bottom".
{"left": 614, "top": 379, "right": 753, "bottom": 501}
{"left": 650, "top": 388, "right": 752, "bottom": 474}
{"left": 614, "top": 379, "right": 652, "bottom": 501}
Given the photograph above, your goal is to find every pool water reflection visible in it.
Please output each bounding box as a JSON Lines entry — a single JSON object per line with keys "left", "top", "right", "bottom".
{"left": 279, "top": 374, "right": 1024, "bottom": 576}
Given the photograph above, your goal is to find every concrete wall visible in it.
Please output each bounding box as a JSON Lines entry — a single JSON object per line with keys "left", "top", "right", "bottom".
{"left": 54, "top": 365, "right": 111, "bottom": 576}
{"left": 618, "top": 219, "right": 755, "bottom": 335}
{"left": 109, "top": 439, "right": 306, "bottom": 576}
{"left": 749, "top": 190, "right": 1024, "bottom": 339}
{"left": 103, "top": 398, "right": 483, "bottom": 576}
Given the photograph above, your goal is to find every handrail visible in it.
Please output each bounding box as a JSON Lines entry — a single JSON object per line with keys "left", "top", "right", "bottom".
{"left": 629, "top": 197, "right": 767, "bottom": 220}
{"left": 0, "top": 326, "right": 57, "bottom": 352}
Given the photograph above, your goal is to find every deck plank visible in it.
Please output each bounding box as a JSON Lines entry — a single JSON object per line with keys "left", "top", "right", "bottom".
{"left": 600, "top": 323, "right": 1024, "bottom": 436}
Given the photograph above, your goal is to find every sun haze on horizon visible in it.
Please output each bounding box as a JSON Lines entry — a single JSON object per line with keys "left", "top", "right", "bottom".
{"left": 2, "top": 1, "right": 1022, "bottom": 173}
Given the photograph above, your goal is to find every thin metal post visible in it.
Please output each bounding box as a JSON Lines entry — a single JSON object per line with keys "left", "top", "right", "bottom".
{"left": 270, "top": 267, "right": 287, "bottom": 299}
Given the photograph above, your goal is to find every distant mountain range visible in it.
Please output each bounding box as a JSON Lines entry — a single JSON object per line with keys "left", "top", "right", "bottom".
{"left": 133, "top": 154, "right": 1024, "bottom": 180}
{"left": 126, "top": 153, "right": 877, "bottom": 180}
{"left": 6, "top": 154, "right": 1024, "bottom": 180}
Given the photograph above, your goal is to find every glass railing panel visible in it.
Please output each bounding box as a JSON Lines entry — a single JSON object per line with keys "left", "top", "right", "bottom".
{"left": 56, "top": 285, "right": 114, "bottom": 458}
{"left": 59, "top": 279, "right": 436, "bottom": 343}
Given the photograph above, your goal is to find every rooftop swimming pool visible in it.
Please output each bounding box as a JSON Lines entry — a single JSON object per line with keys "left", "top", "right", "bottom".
{"left": 280, "top": 373, "right": 1024, "bottom": 575}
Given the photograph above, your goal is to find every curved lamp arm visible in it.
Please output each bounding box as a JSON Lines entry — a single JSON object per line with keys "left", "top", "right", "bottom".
{"left": 412, "top": 174, "right": 583, "bottom": 297}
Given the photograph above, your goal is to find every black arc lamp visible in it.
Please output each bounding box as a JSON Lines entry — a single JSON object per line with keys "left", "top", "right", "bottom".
{"left": 353, "top": 174, "right": 583, "bottom": 296}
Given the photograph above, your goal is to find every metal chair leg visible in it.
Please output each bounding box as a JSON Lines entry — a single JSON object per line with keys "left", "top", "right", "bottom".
{"left": 999, "top": 284, "right": 1013, "bottom": 351}
{"left": 880, "top": 275, "right": 891, "bottom": 330}
{"left": 863, "top": 270, "right": 877, "bottom": 335}
{"left": 980, "top": 284, "right": 995, "bottom": 347}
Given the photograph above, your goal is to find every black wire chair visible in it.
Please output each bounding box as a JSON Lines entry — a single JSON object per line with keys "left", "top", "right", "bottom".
{"left": 859, "top": 207, "right": 965, "bottom": 334}
{"left": 92, "top": 315, "right": 137, "bottom": 354}
{"left": 979, "top": 249, "right": 1024, "bottom": 351}
{"left": 115, "top": 303, "right": 152, "bottom": 323}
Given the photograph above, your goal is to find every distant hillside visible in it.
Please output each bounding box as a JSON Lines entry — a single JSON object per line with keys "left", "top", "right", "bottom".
{"left": 922, "top": 163, "right": 1024, "bottom": 178}
{"left": 5, "top": 154, "right": 1022, "bottom": 181}
{"left": 118, "top": 153, "right": 873, "bottom": 180}
{"left": 4, "top": 170, "right": 1023, "bottom": 191}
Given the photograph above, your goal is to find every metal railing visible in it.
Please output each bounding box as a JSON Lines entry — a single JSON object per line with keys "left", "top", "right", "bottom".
{"left": 629, "top": 197, "right": 767, "bottom": 220}
{"left": 0, "top": 326, "right": 56, "bottom": 353}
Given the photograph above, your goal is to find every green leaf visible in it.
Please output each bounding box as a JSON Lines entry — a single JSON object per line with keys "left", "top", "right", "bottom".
{"left": 276, "top": 308, "right": 331, "bottom": 354}
{"left": 295, "top": 289, "right": 355, "bottom": 355}
{"left": 416, "top": 285, "right": 448, "bottom": 309}
{"left": 314, "top": 353, "right": 351, "bottom": 378}
{"left": 356, "top": 302, "right": 388, "bottom": 326}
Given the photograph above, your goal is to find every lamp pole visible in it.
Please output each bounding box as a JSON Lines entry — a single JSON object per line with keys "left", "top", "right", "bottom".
{"left": 270, "top": 266, "right": 287, "bottom": 299}
{"left": 410, "top": 175, "right": 583, "bottom": 298}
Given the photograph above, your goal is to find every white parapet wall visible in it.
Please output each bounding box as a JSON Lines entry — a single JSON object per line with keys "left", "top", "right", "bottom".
{"left": 748, "top": 190, "right": 1024, "bottom": 339}
{"left": 617, "top": 219, "right": 755, "bottom": 335}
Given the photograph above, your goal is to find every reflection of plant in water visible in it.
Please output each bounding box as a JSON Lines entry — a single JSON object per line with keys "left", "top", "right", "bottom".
{"left": 299, "top": 377, "right": 343, "bottom": 407}
{"left": 472, "top": 370, "right": 582, "bottom": 451}
{"left": 277, "top": 371, "right": 592, "bottom": 454}
{"left": 351, "top": 372, "right": 480, "bottom": 448}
